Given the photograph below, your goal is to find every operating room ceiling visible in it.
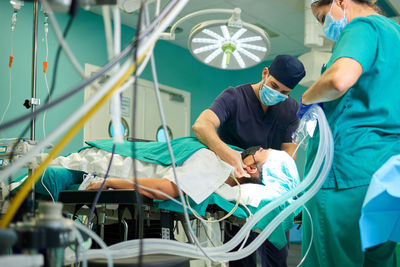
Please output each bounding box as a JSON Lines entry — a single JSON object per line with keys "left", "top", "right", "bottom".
{"left": 101, "top": 0, "right": 400, "bottom": 61}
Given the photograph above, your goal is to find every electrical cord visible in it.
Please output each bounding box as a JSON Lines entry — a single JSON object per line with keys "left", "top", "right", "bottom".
{"left": 0, "top": 0, "right": 179, "bottom": 132}
{"left": 47, "top": 15, "right": 74, "bottom": 109}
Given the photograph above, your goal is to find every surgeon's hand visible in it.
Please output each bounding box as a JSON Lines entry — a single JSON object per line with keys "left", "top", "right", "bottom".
{"left": 232, "top": 151, "right": 250, "bottom": 178}
{"left": 296, "top": 98, "right": 322, "bottom": 119}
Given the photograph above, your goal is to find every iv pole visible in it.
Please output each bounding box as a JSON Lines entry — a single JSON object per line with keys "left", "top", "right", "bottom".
{"left": 28, "top": 0, "right": 39, "bottom": 217}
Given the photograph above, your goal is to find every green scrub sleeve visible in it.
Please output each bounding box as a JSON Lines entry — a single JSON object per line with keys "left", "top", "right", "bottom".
{"left": 329, "top": 18, "right": 378, "bottom": 74}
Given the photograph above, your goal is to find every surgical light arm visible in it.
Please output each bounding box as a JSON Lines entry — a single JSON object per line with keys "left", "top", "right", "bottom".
{"left": 160, "top": 8, "right": 242, "bottom": 40}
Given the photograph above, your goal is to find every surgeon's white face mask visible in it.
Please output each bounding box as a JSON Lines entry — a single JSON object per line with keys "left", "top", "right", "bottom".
{"left": 259, "top": 83, "right": 288, "bottom": 106}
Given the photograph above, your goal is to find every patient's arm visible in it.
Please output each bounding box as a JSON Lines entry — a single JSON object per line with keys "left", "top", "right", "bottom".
{"left": 86, "top": 178, "right": 179, "bottom": 200}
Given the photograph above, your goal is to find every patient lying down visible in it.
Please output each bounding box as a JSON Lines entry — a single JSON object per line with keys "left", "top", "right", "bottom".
{"left": 84, "top": 146, "right": 298, "bottom": 204}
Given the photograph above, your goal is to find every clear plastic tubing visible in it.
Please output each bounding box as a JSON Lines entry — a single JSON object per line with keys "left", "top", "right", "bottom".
{"left": 72, "top": 221, "right": 113, "bottom": 267}
{"left": 74, "top": 105, "right": 333, "bottom": 262}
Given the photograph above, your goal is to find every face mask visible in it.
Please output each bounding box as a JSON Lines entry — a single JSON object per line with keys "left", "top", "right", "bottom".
{"left": 259, "top": 84, "right": 288, "bottom": 106}
{"left": 323, "top": 1, "right": 347, "bottom": 42}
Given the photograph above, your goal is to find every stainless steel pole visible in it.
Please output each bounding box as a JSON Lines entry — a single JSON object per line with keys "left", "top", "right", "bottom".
{"left": 28, "top": 0, "right": 39, "bottom": 217}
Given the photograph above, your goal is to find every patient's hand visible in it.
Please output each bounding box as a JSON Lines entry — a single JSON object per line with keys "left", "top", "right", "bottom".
{"left": 86, "top": 179, "right": 107, "bottom": 190}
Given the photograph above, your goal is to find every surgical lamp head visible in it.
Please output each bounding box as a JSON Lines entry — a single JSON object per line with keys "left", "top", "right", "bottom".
{"left": 187, "top": 8, "right": 270, "bottom": 70}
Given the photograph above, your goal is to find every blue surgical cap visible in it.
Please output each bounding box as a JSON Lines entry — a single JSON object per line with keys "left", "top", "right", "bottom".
{"left": 261, "top": 150, "right": 300, "bottom": 201}
{"left": 269, "top": 55, "right": 306, "bottom": 89}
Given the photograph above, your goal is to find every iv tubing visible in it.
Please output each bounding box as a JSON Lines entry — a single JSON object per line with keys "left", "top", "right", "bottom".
{"left": 43, "top": 14, "right": 50, "bottom": 138}
{"left": 1, "top": 23, "right": 14, "bottom": 125}
{"left": 1, "top": 69, "right": 13, "bottom": 125}
{"left": 40, "top": 0, "right": 85, "bottom": 78}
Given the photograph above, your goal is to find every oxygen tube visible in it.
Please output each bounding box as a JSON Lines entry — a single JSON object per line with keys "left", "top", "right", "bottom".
{"left": 64, "top": 105, "right": 333, "bottom": 263}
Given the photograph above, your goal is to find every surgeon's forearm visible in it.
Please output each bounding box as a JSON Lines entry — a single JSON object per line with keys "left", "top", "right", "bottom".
{"left": 193, "top": 110, "right": 247, "bottom": 177}
{"left": 302, "top": 70, "right": 345, "bottom": 104}
{"left": 193, "top": 109, "right": 222, "bottom": 148}
{"left": 196, "top": 126, "right": 235, "bottom": 163}
{"left": 193, "top": 110, "right": 234, "bottom": 161}
{"left": 302, "top": 57, "right": 362, "bottom": 104}
{"left": 194, "top": 121, "right": 240, "bottom": 171}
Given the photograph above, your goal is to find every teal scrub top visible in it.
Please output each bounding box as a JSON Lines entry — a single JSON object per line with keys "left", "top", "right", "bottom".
{"left": 305, "top": 15, "right": 400, "bottom": 189}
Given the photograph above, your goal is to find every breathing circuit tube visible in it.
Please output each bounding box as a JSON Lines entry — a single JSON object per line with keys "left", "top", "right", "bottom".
{"left": 64, "top": 105, "right": 333, "bottom": 263}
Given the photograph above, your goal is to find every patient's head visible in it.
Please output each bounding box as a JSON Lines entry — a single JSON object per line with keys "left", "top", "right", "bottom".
{"left": 240, "top": 146, "right": 271, "bottom": 183}
{"left": 241, "top": 146, "right": 300, "bottom": 189}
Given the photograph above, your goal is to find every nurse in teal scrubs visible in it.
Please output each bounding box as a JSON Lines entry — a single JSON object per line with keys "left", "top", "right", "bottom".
{"left": 297, "top": 0, "right": 400, "bottom": 266}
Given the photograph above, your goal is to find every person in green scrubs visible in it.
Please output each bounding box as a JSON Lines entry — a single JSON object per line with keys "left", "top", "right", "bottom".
{"left": 297, "top": 0, "right": 400, "bottom": 266}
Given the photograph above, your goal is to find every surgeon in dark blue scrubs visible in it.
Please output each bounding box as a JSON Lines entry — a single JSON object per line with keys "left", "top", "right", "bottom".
{"left": 192, "top": 54, "right": 306, "bottom": 267}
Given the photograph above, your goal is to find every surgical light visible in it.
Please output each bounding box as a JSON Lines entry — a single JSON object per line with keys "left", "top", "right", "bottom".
{"left": 161, "top": 8, "right": 270, "bottom": 70}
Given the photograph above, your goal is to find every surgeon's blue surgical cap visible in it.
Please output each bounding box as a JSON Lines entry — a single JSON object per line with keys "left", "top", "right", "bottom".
{"left": 269, "top": 55, "right": 306, "bottom": 89}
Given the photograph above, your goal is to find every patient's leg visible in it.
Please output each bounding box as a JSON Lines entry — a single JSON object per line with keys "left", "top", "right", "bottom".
{"left": 86, "top": 177, "right": 179, "bottom": 200}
